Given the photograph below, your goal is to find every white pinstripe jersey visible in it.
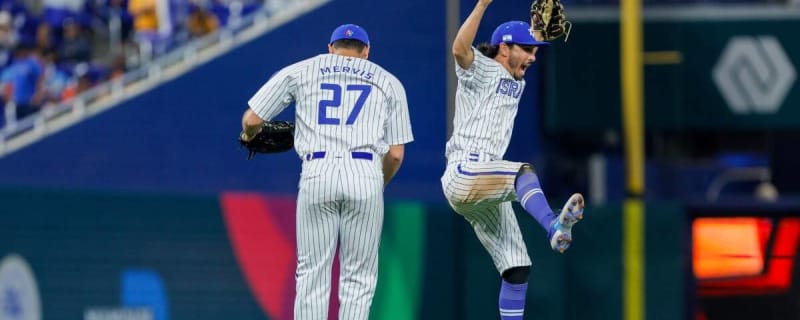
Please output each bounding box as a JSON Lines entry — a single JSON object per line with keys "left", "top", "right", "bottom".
{"left": 446, "top": 47, "right": 525, "bottom": 161}
{"left": 248, "top": 54, "right": 414, "bottom": 158}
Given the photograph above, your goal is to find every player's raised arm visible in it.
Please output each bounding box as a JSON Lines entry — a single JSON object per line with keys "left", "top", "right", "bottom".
{"left": 452, "top": 0, "right": 492, "bottom": 69}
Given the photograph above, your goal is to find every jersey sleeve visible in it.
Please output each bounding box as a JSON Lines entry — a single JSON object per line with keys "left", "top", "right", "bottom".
{"left": 384, "top": 78, "right": 414, "bottom": 146}
{"left": 247, "top": 64, "right": 298, "bottom": 121}
{"left": 454, "top": 47, "right": 494, "bottom": 84}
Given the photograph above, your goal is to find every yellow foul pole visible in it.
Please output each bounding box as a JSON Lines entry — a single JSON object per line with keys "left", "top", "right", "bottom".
{"left": 621, "top": 0, "right": 645, "bottom": 319}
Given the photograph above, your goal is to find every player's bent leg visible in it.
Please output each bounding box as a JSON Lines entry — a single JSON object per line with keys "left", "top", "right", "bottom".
{"left": 549, "top": 193, "right": 586, "bottom": 253}
{"left": 440, "top": 161, "right": 521, "bottom": 206}
{"left": 514, "top": 163, "right": 558, "bottom": 231}
{"left": 459, "top": 202, "right": 532, "bottom": 274}
{"left": 499, "top": 266, "right": 530, "bottom": 320}
{"left": 294, "top": 181, "right": 340, "bottom": 320}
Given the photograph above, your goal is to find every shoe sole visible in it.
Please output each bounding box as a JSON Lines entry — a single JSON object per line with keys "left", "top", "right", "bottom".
{"left": 551, "top": 193, "right": 585, "bottom": 253}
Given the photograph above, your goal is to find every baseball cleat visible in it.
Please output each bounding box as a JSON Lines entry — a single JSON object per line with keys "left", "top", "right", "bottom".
{"left": 548, "top": 193, "right": 585, "bottom": 253}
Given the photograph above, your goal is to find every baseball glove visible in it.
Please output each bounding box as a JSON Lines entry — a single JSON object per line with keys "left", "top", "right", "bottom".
{"left": 530, "top": 0, "right": 572, "bottom": 42}
{"left": 239, "top": 121, "right": 295, "bottom": 160}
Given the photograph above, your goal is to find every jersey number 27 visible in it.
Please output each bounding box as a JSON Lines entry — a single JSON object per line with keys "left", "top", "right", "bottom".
{"left": 318, "top": 83, "right": 372, "bottom": 125}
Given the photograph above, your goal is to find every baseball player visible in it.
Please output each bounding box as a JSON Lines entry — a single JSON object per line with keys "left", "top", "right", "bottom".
{"left": 440, "top": 1, "right": 584, "bottom": 319}
{"left": 240, "top": 24, "right": 414, "bottom": 320}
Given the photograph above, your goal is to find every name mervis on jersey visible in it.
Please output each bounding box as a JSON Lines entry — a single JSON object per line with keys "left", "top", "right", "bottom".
{"left": 248, "top": 53, "right": 413, "bottom": 158}
{"left": 319, "top": 65, "right": 374, "bottom": 80}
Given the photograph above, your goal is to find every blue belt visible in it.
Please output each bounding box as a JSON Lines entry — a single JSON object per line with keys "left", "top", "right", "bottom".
{"left": 305, "top": 151, "right": 373, "bottom": 161}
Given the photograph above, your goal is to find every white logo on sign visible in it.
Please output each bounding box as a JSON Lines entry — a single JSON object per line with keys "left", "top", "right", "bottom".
{"left": 0, "top": 254, "right": 41, "bottom": 320}
{"left": 712, "top": 36, "right": 796, "bottom": 114}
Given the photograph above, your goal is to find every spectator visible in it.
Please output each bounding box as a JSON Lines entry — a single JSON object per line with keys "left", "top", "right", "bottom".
{"left": 128, "top": 0, "right": 172, "bottom": 57}
{"left": 0, "top": 10, "right": 17, "bottom": 67}
{"left": 185, "top": 0, "right": 218, "bottom": 38}
{"left": 98, "top": 0, "right": 134, "bottom": 51}
{"left": 34, "top": 21, "right": 56, "bottom": 51}
{"left": 38, "top": 48, "right": 68, "bottom": 103}
{"left": 1, "top": 42, "right": 44, "bottom": 120}
{"left": 57, "top": 17, "right": 90, "bottom": 64}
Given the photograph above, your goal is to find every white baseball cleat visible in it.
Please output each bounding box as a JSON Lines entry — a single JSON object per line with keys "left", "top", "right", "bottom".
{"left": 548, "top": 193, "right": 585, "bottom": 253}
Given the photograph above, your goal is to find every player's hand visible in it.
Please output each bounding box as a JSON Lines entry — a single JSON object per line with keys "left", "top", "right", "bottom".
{"left": 531, "top": 29, "right": 545, "bottom": 42}
{"left": 240, "top": 126, "right": 262, "bottom": 142}
{"left": 530, "top": 0, "right": 572, "bottom": 41}
{"left": 240, "top": 131, "right": 255, "bottom": 142}
{"left": 238, "top": 121, "right": 295, "bottom": 160}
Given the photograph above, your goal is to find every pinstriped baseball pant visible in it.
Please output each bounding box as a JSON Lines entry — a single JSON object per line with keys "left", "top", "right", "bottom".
{"left": 441, "top": 160, "right": 533, "bottom": 274}
{"left": 294, "top": 155, "right": 383, "bottom": 320}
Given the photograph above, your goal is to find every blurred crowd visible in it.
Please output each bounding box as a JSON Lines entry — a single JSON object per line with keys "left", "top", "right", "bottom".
{"left": 0, "top": 0, "right": 794, "bottom": 129}
{"left": 0, "top": 0, "right": 266, "bottom": 128}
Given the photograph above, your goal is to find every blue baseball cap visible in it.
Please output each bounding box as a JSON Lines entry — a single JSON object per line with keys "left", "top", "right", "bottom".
{"left": 490, "top": 21, "right": 549, "bottom": 47}
{"left": 329, "top": 24, "right": 370, "bottom": 46}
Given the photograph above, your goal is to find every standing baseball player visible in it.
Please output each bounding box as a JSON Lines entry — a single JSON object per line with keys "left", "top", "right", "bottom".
{"left": 240, "top": 24, "right": 413, "bottom": 319}
{"left": 440, "top": 1, "right": 584, "bottom": 319}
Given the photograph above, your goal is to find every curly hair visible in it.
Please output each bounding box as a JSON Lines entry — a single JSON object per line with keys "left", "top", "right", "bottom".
{"left": 476, "top": 43, "right": 499, "bottom": 58}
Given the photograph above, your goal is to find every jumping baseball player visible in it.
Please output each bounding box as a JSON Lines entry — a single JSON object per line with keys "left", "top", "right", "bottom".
{"left": 440, "top": 1, "right": 583, "bottom": 319}
{"left": 240, "top": 24, "right": 414, "bottom": 320}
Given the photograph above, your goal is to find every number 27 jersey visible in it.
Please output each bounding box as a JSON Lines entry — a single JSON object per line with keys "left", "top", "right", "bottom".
{"left": 248, "top": 54, "right": 414, "bottom": 157}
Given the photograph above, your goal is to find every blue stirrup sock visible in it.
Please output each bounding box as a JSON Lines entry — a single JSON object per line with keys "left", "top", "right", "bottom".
{"left": 515, "top": 171, "right": 557, "bottom": 230}
{"left": 499, "top": 280, "right": 528, "bottom": 319}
